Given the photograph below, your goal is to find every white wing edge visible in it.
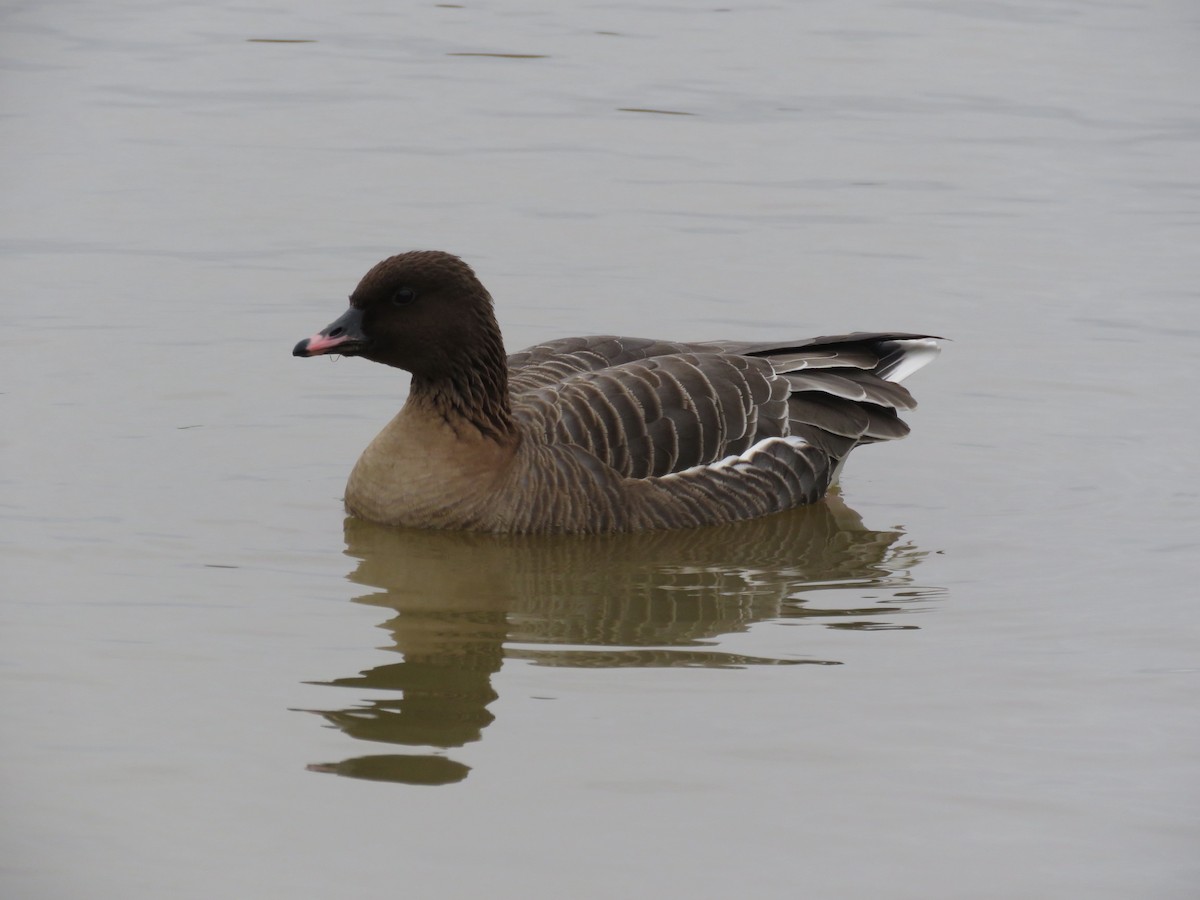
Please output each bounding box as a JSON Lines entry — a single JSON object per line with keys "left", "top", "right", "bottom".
{"left": 884, "top": 338, "right": 941, "bottom": 383}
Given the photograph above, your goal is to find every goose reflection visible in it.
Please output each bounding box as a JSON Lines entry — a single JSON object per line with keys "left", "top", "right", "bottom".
{"left": 302, "top": 496, "right": 939, "bottom": 785}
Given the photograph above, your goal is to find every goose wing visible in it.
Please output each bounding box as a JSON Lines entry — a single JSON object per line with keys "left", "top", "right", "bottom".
{"left": 509, "top": 332, "right": 940, "bottom": 481}
{"left": 513, "top": 351, "right": 789, "bottom": 479}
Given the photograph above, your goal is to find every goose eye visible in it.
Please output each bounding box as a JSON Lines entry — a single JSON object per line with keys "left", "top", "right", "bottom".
{"left": 391, "top": 287, "right": 417, "bottom": 306}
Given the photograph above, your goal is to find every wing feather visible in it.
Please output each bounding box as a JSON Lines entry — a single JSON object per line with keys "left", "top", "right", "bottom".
{"left": 508, "top": 331, "right": 938, "bottom": 487}
{"left": 513, "top": 352, "right": 786, "bottom": 478}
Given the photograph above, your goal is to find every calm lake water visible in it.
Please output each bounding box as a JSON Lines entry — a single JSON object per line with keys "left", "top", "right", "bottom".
{"left": 3, "top": 1, "right": 1198, "bottom": 898}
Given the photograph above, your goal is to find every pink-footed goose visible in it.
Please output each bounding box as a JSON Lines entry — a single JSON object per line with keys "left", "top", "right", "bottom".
{"left": 294, "top": 251, "right": 940, "bottom": 534}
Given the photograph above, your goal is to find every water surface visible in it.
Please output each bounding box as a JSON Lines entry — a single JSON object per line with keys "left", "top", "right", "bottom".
{"left": 2, "top": 1, "right": 1198, "bottom": 898}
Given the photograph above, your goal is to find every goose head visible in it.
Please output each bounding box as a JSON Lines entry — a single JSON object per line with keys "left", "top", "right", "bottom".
{"left": 293, "top": 250, "right": 503, "bottom": 381}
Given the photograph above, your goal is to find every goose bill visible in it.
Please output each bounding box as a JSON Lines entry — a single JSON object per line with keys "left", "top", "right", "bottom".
{"left": 293, "top": 307, "right": 367, "bottom": 357}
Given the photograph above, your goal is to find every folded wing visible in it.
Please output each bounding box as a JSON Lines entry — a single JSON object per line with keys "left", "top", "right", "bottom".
{"left": 510, "top": 332, "right": 940, "bottom": 481}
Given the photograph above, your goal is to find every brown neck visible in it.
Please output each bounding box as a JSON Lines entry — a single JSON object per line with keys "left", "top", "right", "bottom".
{"left": 407, "top": 319, "right": 515, "bottom": 442}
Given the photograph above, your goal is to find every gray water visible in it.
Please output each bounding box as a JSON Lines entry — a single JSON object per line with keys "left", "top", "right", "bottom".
{"left": 3, "top": 1, "right": 1198, "bottom": 898}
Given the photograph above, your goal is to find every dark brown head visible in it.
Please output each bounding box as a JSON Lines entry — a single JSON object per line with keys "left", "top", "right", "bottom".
{"left": 294, "top": 251, "right": 515, "bottom": 436}
{"left": 293, "top": 250, "right": 505, "bottom": 380}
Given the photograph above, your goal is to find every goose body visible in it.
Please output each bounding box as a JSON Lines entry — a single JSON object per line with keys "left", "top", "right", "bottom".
{"left": 294, "top": 251, "right": 940, "bottom": 534}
